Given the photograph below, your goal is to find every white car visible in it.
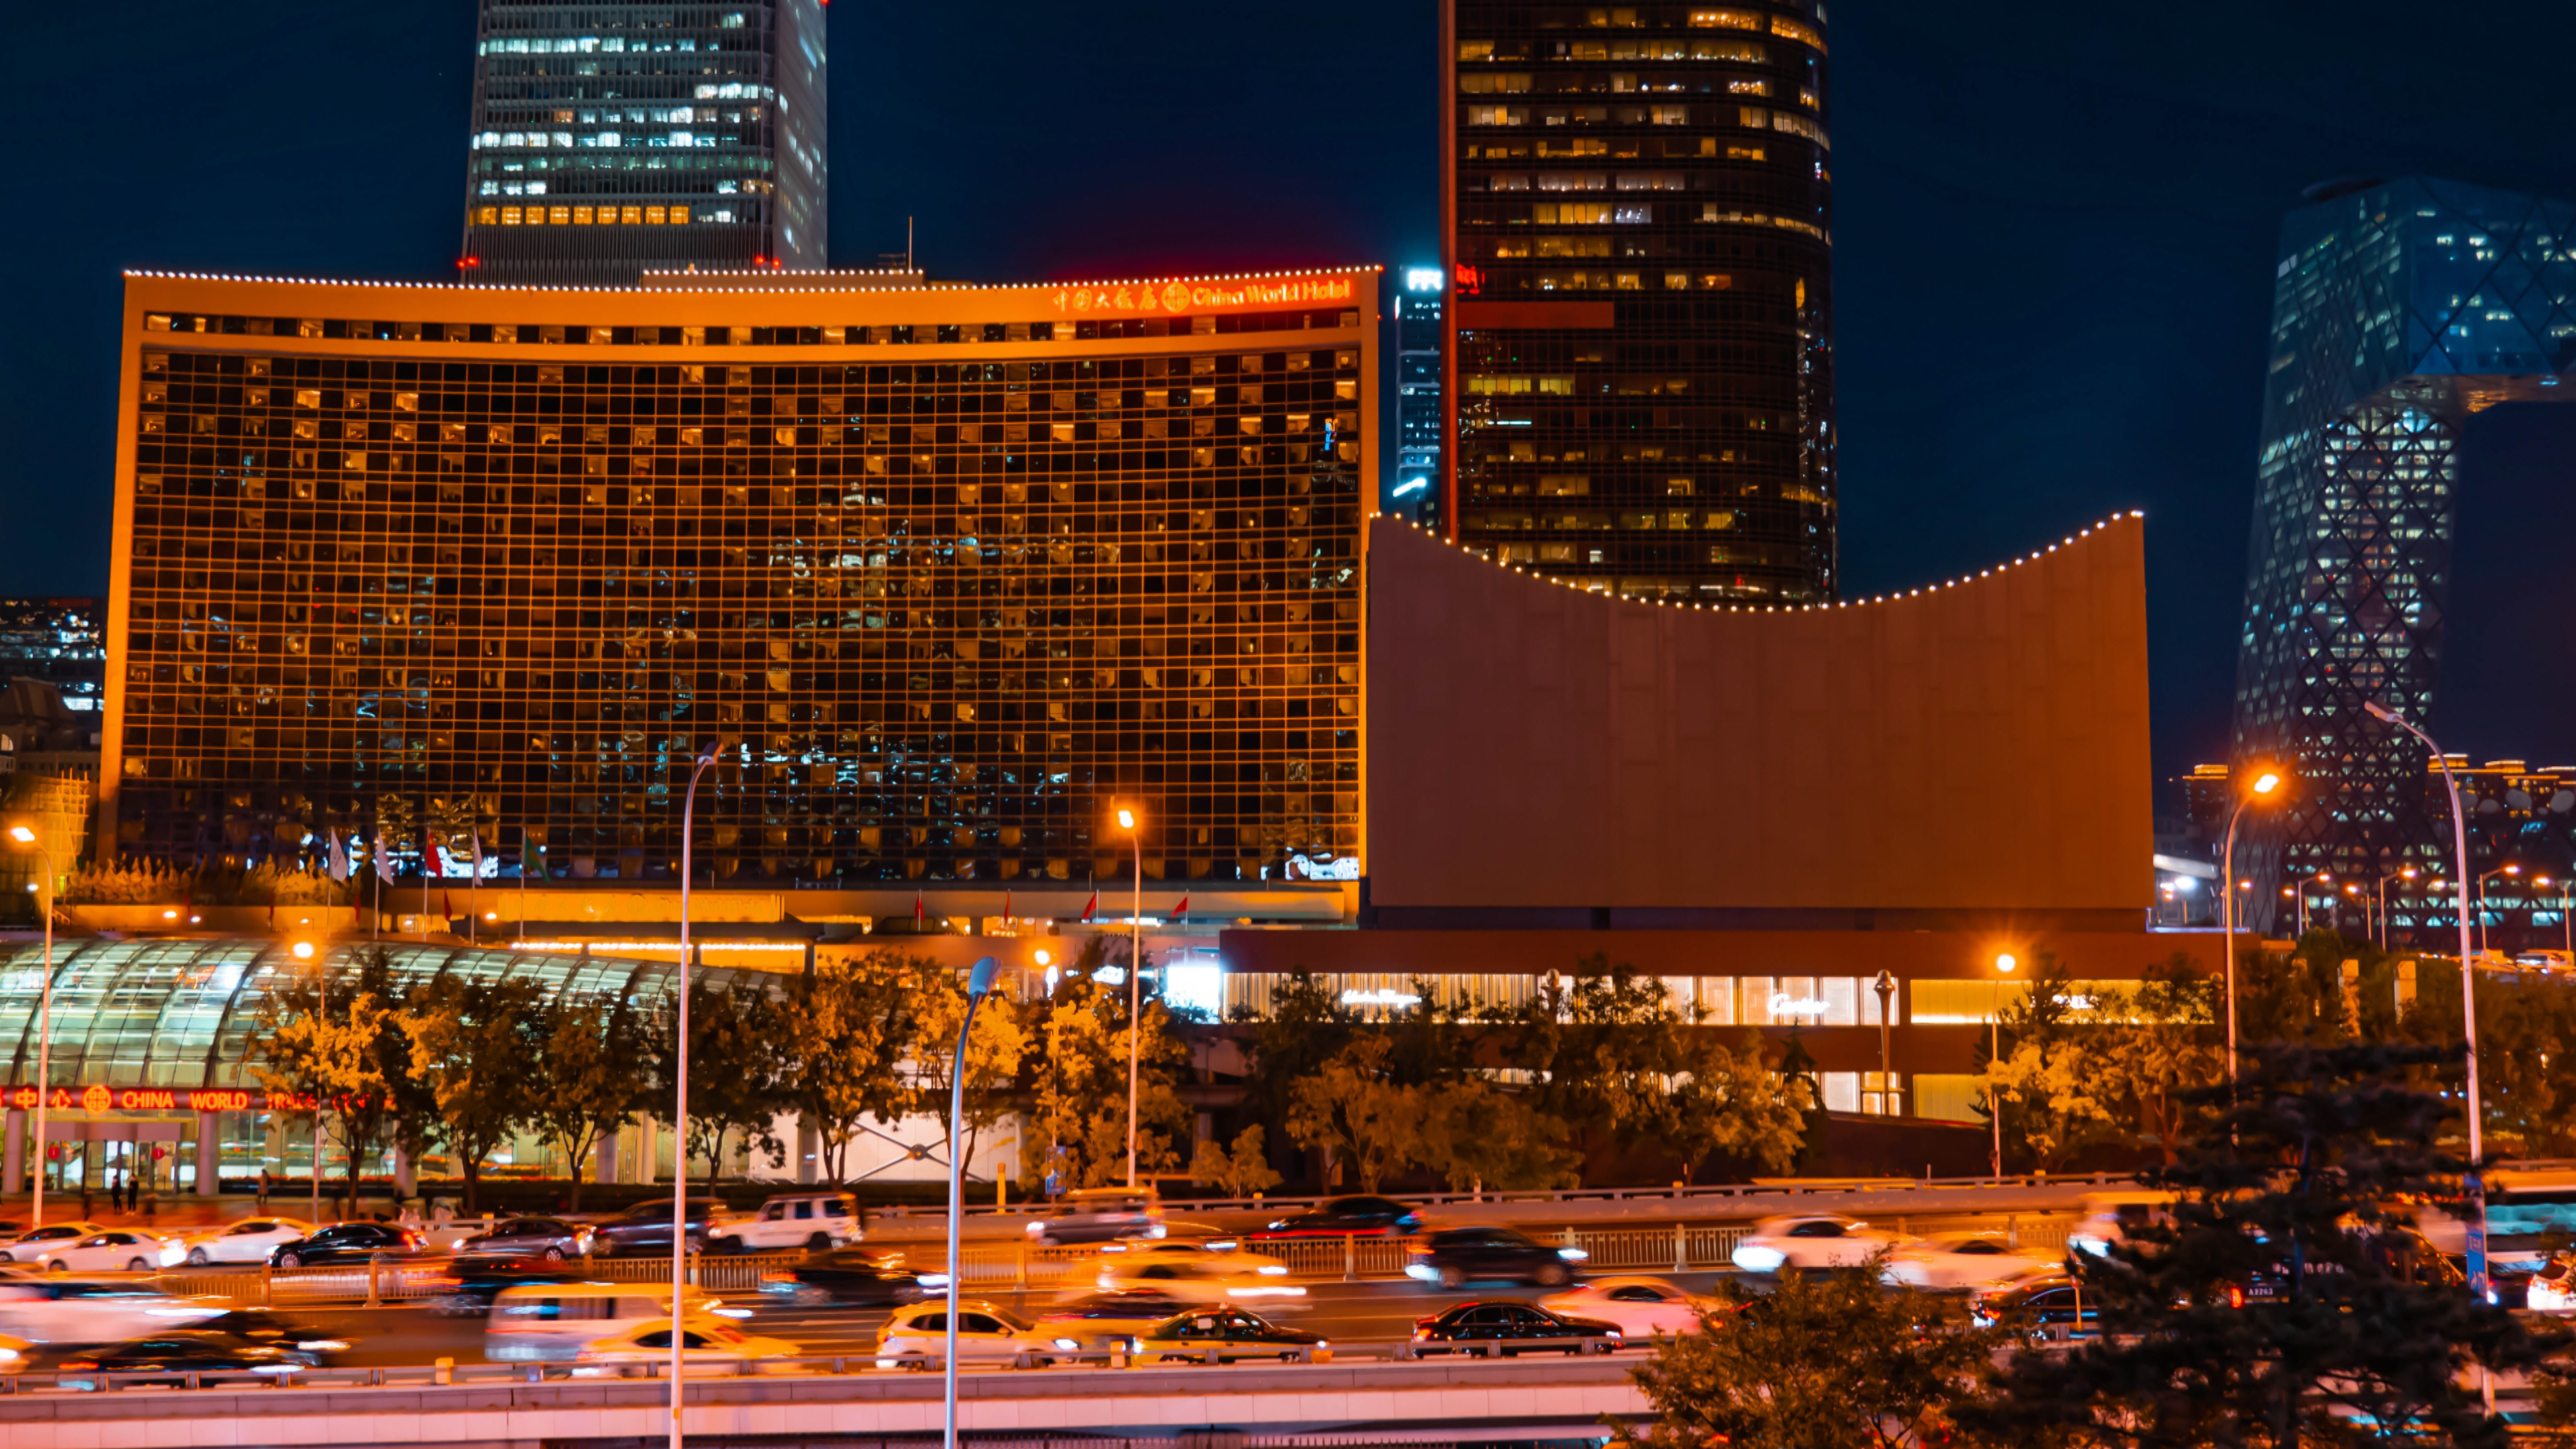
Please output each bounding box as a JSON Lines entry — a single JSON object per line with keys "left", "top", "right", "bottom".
{"left": 1096, "top": 1237, "right": 1294, "bottom": 1279}
{"left": 0, "top": 1222, "right": 106, "bottom": 1267}
{"left": 159, "top": 1217, "right": 319, "bottom": 1268}
{"left": 704, "top": 1193, "right": 861, "bottom": 1254}
{"left": 1091, "top": 1255, "right": 1308, "bottom": 1308}
{"left": 1880, "top": 1232, "right": 2061, "bottom": 1291}
{"left": 575, "top": 1316, "right": 800, "bottom": 1373}
{"left": 1729, "top": 1214, "right": 1902, "bottom": 1275}
{"left": 0, "top": 1277, "right": 223, "bottom": 1344}
{"left": 1538, "top": 1276, "right": 1721, "bottom": 1336}
{"left": 876, "top": 1299, "right": 1067, "bottom": 1368}
{"left": 44, "top": 1231, "right": 176, "bottom": 1275}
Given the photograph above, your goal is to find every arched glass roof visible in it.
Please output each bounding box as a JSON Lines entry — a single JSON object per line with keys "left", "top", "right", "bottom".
{"left": 0, "top": 939, "right": 773, "bottom": 1091}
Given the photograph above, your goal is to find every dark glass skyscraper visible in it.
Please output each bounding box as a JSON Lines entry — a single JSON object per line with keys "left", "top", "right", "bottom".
{"left": 1392, "top": 268, "right": 1445, "bottom": 528}
{"left": 460, "top": 1, "right": 828, "bottom": 286}
{"left": 2231, "top": 178, "right": 2576, "bottom": 928}
{"left": 1444, "top": 1, "right": 1833, "bottom": 602}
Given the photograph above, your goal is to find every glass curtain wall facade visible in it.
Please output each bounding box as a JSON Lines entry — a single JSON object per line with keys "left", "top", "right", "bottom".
{"left": 462, "top": 0, "right": 828, "bottom": 285}
{"left": 0, "top": 600, "right": 107, "bottom": 712}
{"left": 106, "top": 270, "right": 1373, "bottom": 887}
{"left": 1448, "top": 0, "right": 1833, "bottom": 602}
{"left": 2231, "top": 178, "right": 2576, "bottom": 929}
{"left": 1392, "top": 270, "right": 1445, "bottom": 528}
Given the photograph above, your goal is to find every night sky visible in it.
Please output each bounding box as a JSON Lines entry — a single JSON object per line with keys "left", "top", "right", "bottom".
{"left": 11, "top": 1, "right": 2576, "bottom": 790}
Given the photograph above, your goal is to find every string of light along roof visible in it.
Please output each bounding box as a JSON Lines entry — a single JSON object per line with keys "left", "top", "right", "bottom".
{"left": 1395, "top": 510, "right": 2146, "bottom": 613}
{"left": 121, "top": 265, "right": 1381, "bottom": 296}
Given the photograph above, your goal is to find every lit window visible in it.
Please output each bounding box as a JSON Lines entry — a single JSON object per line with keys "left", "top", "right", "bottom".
{"left": 671, "top": 205, "right": 689, "bottom": 224}
{"left": 500, "top": 207, "right": 523, "bottom": 225}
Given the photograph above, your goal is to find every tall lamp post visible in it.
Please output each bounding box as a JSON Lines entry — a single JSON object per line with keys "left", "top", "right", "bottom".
{"left": 1987, "top": 951, "right": 2017, "bottom": 1181}
{"left": 2219, "top": 767, "right": 2286, "bottom": 1083}
{"left": 669, "top": 743, "right": 718, "bottom": 1449}
{"left": 942, "top": 956, "right": 1001, "bottom": 1449}
{"left": 1115, "top": 806, "right": 1143, "bottom": 1189}
{"left": 6, "top": 822, "right": 54, "bottom": 1226}
{"left": 2375, "top": 865, "right": 2417, "bottom": 951}
{"left": 2475, "top": 865, "right": 2520, "bottom": 959}
{"left": 2363, "top": 700, "right": 2491, "bottom": 1305}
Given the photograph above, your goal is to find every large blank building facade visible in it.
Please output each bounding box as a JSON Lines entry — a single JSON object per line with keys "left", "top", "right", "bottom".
{"left": 105, "top": 269, "right": 1375, "bottom": 885}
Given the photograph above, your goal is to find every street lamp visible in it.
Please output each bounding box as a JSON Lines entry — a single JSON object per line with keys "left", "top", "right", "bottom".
{"left": 2220, "top": 767, "right": 2286, "bottom": 1084}
{"left": 1114, "top": 805, "right": 1143, "bottom": 1189}
{"left": 2375, "top": 865, "right": 2418, "bottom": 951}
{"left": 2364, "top": 700, "right": 2491, "bottom": 1305}
{"left": 2476, "top": 865, "right": 2522, "bottom": 960}
{"left": 942, "top": 956, "right": 1001, "bottom": 1449}
{"left": 669, "top": 742, "right": 718, "bottom": 1449}
{"left": 1988, "top": 951, "right": 2017, "bottom": 1181}
{"left": 5, "top": 822, "right": 53, "bottom": 1227}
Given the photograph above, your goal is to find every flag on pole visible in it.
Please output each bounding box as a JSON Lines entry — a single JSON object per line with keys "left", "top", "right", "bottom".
{"left": 442, "top": 890, "right": 453, "bottom": 920}
{"left": 914, "top": 888, "right": 926, "bottom": 924}
{"left": 326, "top": 831, "right": 350, "bottom": 883}
{"left": 1081, "top": 889, "right": 1099, "bottom": 923}
{"left": 373, "top": 833, "right": 397, "bottom": 885}
{"left": 1002, "top": 890, "right": 1012, "bottom": 924}
{"left": 470, "top": 832, "right": 485, "bottom": 879}
{"left": 1173, "top": 892, "right": 1189, "bottom": 918}
{"left": 430, "top": 840, "right": 447, "bottom": 879}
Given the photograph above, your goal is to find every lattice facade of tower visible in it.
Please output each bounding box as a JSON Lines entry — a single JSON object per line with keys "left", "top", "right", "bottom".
{"left": 460, "top": 1, "right": 827, "bottom": 286}
{"left": 2231, "top": 178, "right": 2576, "bottom": 931}
{"left": 1446, "top": 0, "right": 1833, "bottom": 604}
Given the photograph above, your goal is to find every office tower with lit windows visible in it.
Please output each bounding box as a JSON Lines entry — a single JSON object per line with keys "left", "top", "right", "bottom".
{"left": 2231, "top": 177, "right": 2576, "bottom": 931}
{"left": 0, "top": 600, "right": 107, "bottom": 714}
{"left": 1444, "top": 1, "right": 1833, "bottom": 602}
{"left": 105, "top": 268, "right": 1373, "bottom": 883}
{"left": 461, "top": 0, "right": 827, "bottom": 286}
{"left": 1391, "top": 269, "right": 1445, "bottom": 527}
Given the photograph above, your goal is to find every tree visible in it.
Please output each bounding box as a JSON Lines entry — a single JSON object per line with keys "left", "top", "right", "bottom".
{"left": 251, "top": 947, "right": 415, "bottom": 1214}
{"left": 647, "top": 979, "right": 788, "bottom": 1195}
{"left": 2094, "top": 959, "right": 2229, "bottom": 1165}
{"left": 1237, "top": 967, "right": 1358, "bottom": 1169}
{"left": 1189, "top": 1124, "right": 1284, "bottom": 1199}
{"left": 911, "top": 959, "right": 1031, "bottom": 1185}
{"left": 1612, "top": 1253, "right": 1998, "bottom": 1449}
{"left": 773, "top": 950, "right": 918, "bottom": 1183}
{"left": 1018, "top": 938, "right": 1192, "bottom": 1190}
{"left": 1415, "top": 1078, "right": 1577, "bottom": 1193}
{"left": 1965, "top": 1042, "right": 2540, "bottom": 1449}
{"left": 404, "top": 973, "right": 542, "bottom": 1212}
{"left": 527, "top": 991, "right": 647, "bottom": 1211}
{"left": 1976, "top": 957, "right": 2121, "bottom": 1172}
{"left": 1668, "top": 1027, "right": 1810, "bottom": 1179}
{"left": 1285, "top": 1036, "right": 1422, "bottom": 1192}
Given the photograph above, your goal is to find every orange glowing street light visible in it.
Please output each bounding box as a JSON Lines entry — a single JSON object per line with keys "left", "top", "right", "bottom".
{"left": 2222, "top": 767, "right": 2287, "bottom": 1084}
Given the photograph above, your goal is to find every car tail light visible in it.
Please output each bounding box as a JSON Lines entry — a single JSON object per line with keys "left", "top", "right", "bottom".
{"left": 2227, "top": 1285, "right": 2245, "bottom": 1309}
{"left": 59, "top": 1359, "right": 96, "bottom": 1371}
{"left": 1415, "top": 1316, "right": 1438, "bottom": 1331}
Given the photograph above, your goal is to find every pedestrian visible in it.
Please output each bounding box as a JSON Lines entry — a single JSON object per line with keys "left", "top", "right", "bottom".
{"left": 258, "top": 1166, "right": 272, "bottom": 1210}
{"left": 109, "top": 1171, "right": 123, "bottom": 1214}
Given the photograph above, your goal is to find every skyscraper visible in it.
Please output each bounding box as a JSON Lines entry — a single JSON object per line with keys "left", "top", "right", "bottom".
{"left": 1391, "top": 267, "right": 1445, "bottom": 528}
{"left": 460, "top": 1, "right": 828, "bottom": 286}
{"left": 1442, "top": 1, "right": 1833, "bottom": 603}
{"left": 2231, "top": 177, "right": 2576, "bottom": 928}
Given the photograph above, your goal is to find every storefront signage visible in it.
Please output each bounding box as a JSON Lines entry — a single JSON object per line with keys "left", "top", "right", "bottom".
{"left": 1050, "top": 275, "right": 1356, "bottom": 317}
{"left": 6, "top": 1086, "right": 303, "bottom": 1114}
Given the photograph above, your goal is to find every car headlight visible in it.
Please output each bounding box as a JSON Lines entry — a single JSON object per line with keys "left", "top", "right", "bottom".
{"left": 1053, "top": 1338, "right": 1080, "bottom": 1350}
{"left": 1257, "top": 1265, "right": 1289, "bottom": 1275}
{"left": 712, "top": 1307, "right": 753, "bottom": 1319}
{"left": 298, "top": 1339, "right": 350, "bottom": 1352}
{"left": 918, "top": 1273, "right": 951, "bottom": 1289}
{"left": 1406, "top": 1264, "right": 1437, "bottom": 1280}
{"left": 1557, "top": 1248, "right": 1588, "bottom": 1261}
{"left": 1733, "top": 1246, "right": 1786, "bottom": 1273}
{"left": 0, "top": 1347, "right": 19, "bottom": 1362}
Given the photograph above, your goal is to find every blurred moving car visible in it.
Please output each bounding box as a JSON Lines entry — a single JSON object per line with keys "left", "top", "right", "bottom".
{"left": 269, "top": 1222, "right": 423, "bottom": 1268}
{"left": 1970, "top": 1271, "right": 2099, "bottom": 1340}
{"left": 1536, "top": 1277, "right": 1718, "bottom": 1335}
{"left": 1250, "top": 1195, "right": 1422, "bottom": 1240}
{"left": 427, "top": 1265, "right": 584, "bottom": 1318}
{"left": 48, "top": 1326, "right": 340, "bottom": 1387}
{"left": 757, "top": 1248, "right": 926, "bottom": 1308}
{"left": 1408, "top": 1299, "right": 1623, "bottom": 1356}
{"left": 1728, "top": 1214, "right": 1900, "bottom": 1276}
{"left": 590, "top": 1198, "right": 731, "bottom": 1257}
{"left": 875, "top": 1299, "right": 1064, "bottom": 1367}
{"left": 1097, "top": 1237, "right": 1291, "bottom": 1277}
{"left": 0, "top": 1222, "right": 106, "bottom": 1267}
{"left": 576, "top": 1316, "right": 799, "bottom": 1373}
{"left": 45, "top": 1230, "right": 174, "bottom": 1275}
{"left": 0, "top": 1277, "right": 225, "bottom": 1345}
{"left": 710, "top": 1192, "right": 862, "bottom": 1254}
{"left": 160, "top": 1217, "right": 317, "bottom": 1267}
{"left": 188, "top": 1307, "right": 352, "bottom": 1356}
{"left": 1406, "top": 1226, "right": 1587, "bottom": 1289}
{"left": 455, "top": 1216, "right": 596, "bottom": 1264}
{"left": 2068, "top": 1190, "right": 2177, "bottom": 1258}
{"left": 1028, "top": 1290, "right": 1193, "bottom": 1352}
{"left": 1134, "top": 1307, "right": 1328, "bottom": 1364}
{"left": 1880, "top": 1232, "right": 2061, "bottom": 1291}
{"left": 2528, "top": 1251, "right": 2576, "bottom": 1312}
{"left": 1094, "top": 1255, "right": 1307, "bottom": 1307}
{"left": 1026, "top": 1186, "right": 1163, "bottom": 1247}
{"left": 486, "top": 1281, "right": 723, "bottom": 1361}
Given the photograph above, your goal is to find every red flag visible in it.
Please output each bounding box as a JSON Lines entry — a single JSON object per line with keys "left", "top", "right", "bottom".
{"left": 442, "top": 890, "right": 453, "bottom": 920}
{"left": 1081, "top": 891, "right": 1098, "bottom": 923}
{"left": 914, "top": 888, "right": 925, "bottom": 924}
{"left": 1002, "top": 890, "right": 1012, "bottom": 923}
{"left": 1173, "top": 893, "right": 1189, "bottom": 918}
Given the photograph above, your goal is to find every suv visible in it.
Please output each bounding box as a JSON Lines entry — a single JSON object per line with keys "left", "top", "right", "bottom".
{"left": 589, "top": 1198, "right": 731, "bottom": 1258}
{"left": 707, "top": 1192, "right": 861, "bottom": 1253}
{"left": 1027, "top": 1187, "right": 1163, "bottom": 1247}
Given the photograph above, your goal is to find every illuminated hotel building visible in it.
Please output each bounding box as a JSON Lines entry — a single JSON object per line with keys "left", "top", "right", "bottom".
{"left": 461, "top": 0, "right": 828, "bottom": 285}
{"left": 1444, "top": 0, "right": 1834, "bottom": 602}
{"left": 103, "top": 268, "right": 1373, "bottom": 885}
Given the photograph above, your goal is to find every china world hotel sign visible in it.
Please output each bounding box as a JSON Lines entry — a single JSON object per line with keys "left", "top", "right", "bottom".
{"left": 7, "top": 1086, "right": 302, "bottom": 1114}
{"left": 1050, "top": 275, "right": 1356, "bottom": 317}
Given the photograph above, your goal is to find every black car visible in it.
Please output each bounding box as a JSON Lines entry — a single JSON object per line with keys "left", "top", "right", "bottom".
{"left": 1250, "top": 1195, "right": 1423, "bottom": 1240}
{"left": 270, "top": 1222, "right": 422, "bottom": 1268}
{"left": 50, "top": 1326, "right": 343, "bottom": 1387}
{"left": 757, "top": 1248, "right": 926, "bottom": 1308}
{"left": 186, "top": 1309, "right": 352, "bottom": 1355}
{"left": 590, "top": 1199, "right": 728, "bottom": 1258}
{"left": 1409, "top": 1299, "right": 1623, "bottom": 1356}
{"left": 427, "top": 1265, "right": 584, "bottom": 1318}
{"left": 1407, "top": 1226, "right": 1586, "bottom": 1289}
{"left": 1970, "top": 1273, "right": 2099, "bottom": 1340}
{"left": 1136, "top": 1307, "right": 1329, "bottom": 1364}
{"left": 456, "top": 1216, "right": 595, "bottom": 1264}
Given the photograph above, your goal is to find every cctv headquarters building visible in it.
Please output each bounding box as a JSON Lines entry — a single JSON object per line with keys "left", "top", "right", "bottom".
{"left": 103, "top": 270, "right": 1374, "bottom": 886}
